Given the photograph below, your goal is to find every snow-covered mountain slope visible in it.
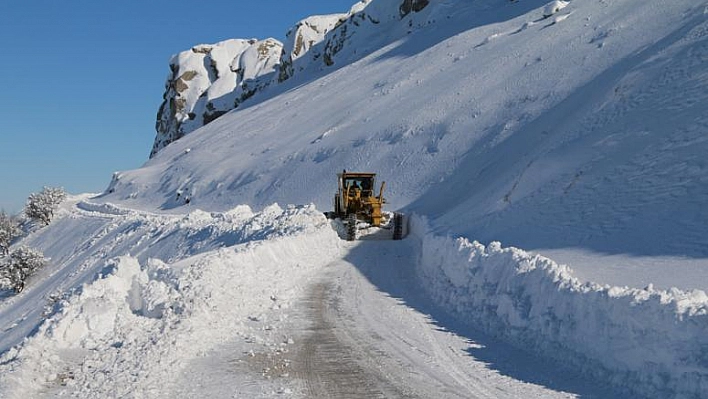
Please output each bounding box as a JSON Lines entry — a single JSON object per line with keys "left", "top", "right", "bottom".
{"left": 114, "top": 0, "right": 708, "bottom": 259}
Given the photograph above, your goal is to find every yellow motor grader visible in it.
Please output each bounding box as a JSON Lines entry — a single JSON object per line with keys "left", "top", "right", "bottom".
{"left": 330, "top": 171, "right": 403, "bottom": 241}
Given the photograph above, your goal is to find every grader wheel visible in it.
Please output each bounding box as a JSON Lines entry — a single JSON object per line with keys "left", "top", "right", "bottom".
{"left": 393, "top": 213, "right": 404, "bottom": 240}
{"left": 346, "top": 213, "right": 357, "bottom": 241}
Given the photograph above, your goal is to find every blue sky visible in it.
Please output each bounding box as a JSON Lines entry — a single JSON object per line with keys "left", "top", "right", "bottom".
{"left": 0, "top": 0, "right": 356, "bottom": 214}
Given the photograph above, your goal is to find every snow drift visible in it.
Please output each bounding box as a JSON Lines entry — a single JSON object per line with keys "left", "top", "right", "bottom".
{"left": 0, "top": 201, "right": 341, "bottom": 397}
{"left": 411, "top": 215, "right": 708, "bottom": 398}
{"left": 3, "top": 201, "right": 707, "bottom": 398}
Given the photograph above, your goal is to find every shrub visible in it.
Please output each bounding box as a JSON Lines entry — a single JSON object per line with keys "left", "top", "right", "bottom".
{"left": 25, "top": 186, "right": 66, "bottom": 226}
{"left": 0, "top": 246, "right": 46, "bottom": 293}
{"left": 0, "top": 211, "right": 21, "bottom": 255}
{"left": 0, "top": 258, "right": 11, "bottom": 291}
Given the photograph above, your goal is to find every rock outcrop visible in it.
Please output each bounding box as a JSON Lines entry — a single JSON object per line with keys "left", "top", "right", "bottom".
{"left": 152, "top": 39, "right": 282, "bottom": 157}
{"left": 151, "top": 0, "right": 432, "bottom": 157}
{"left": 278, "top": 14, "right": 349, "bottom": 82}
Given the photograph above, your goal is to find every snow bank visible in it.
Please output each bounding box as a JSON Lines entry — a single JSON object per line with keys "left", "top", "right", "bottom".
{"left": 0, "top": 203, "right": 341, "bottom": 398}
{"left": 76, "top": 200, "right": 131, "bottom": 215}
{"left": 410, "top": 215, "right": 708, "bottom": 398}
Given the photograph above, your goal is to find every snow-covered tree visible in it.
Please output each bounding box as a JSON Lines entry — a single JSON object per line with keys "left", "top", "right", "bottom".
{"left": 24, "top": 186, "right": 66, "bottom": 226}
{"left": 0, "top": 257, "right": 11, "bottom": 292}
{"left": 0, "top": 211, "right": 21, "bottom": 255}
{"left": 0, "top": 246, "right": 46, "bottom": 293}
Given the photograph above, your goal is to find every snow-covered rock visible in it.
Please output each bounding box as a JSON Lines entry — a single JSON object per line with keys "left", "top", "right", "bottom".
{"left": 542, "top": 1, "right": 569, "bottom": 18}
{"left": 278, "top": 0, "right": 433, "bottom": 79}
{"left": 151, "top": 0, "right": 435, "bottom": 156}
{"left": 152, "top": 38, "right": 282, "bottom": 157}
{"left": 278, "top": 14, "right": 349, "bottom": 82}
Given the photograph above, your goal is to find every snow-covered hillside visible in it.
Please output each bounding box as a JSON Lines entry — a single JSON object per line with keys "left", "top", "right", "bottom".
{"left": 3, "top": 0, "right": 708, "bottom": 397}
{"left": 117, "top": 0, "right": 708, "bottom": 259}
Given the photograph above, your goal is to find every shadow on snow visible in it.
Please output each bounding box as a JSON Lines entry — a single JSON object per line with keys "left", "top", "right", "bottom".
{"left": 343, "top": 238, "right": 630, "bottom": 399}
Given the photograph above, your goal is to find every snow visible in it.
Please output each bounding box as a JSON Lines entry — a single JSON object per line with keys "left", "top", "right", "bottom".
{"left": 4, "top": 199, "right": 707, "bottom": 397}
{"left": 410, "top": 215, "right": 708, "bottom": 399}
{"left": 0, "top": 202, "right": 341, "bottom": 397}
{"left": 2, "top": 0, "right": 708, "bottom": 397}
{"left": 543, "top": 1, "right": 569, "bottom": 18}
{"left": 111, "top": 0, "right": 708, "bottom": 271}
{"left": 0, "top": 200, "right": 618, "bottom": 398}
{"left": 535, "top": 248, "right": 708, "bottom": 292}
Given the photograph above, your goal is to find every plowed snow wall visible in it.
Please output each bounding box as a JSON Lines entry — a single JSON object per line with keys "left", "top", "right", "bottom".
{"left": 410, "top": 215, "right": 708, "bottom": 399}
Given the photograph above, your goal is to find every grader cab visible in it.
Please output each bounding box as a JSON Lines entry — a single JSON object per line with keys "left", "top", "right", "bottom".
{"left": 331, "top": 171, "right": 403, "bottom": 241}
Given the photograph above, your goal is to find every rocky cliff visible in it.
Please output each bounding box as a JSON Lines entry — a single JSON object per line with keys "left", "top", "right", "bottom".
{"left": 151, "top": 38, "right": 282, "bottom": 157}
{"left": 150, "top": 0, "right": 432, "bottom": 157}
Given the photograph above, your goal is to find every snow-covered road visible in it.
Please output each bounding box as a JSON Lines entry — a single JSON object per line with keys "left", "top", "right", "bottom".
{"left": 160, "top": 239, "right": 602, "bottom": 399}
{"left": 282, "top": 239, "right": 619, "bottom": 398}
{"left": 2, "top": 201, "right": 704, "bottom": 398}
